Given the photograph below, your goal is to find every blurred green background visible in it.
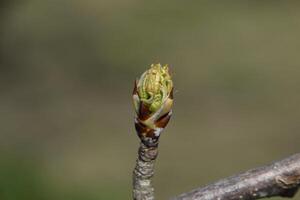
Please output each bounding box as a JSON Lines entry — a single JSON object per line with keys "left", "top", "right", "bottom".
{"left": 1, "top": 1, "right": 300, "bottom": 199}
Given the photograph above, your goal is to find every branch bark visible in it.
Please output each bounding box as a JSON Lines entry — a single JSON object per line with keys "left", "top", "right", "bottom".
{"left": 172, "top": 153, "right": 300, "bottom": 200}
{"left": 133, "top": 142, "right": 158, "bottom": 200}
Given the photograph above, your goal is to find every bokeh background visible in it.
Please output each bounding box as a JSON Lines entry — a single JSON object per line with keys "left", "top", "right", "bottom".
{"left": 1, "top": 1, "right": 300, "bottom": 199}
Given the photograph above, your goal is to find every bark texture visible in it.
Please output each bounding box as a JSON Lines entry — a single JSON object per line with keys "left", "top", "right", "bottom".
{"left": 133, "top": 143, "right": 159, "bottom": 200}
{"left": 172, "top": 153, "right": 300, "bottom": 200}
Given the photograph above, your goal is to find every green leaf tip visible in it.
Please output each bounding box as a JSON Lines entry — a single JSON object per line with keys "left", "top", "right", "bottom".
{"left": 137, "top": 63, "right": 173, "bottom": 112}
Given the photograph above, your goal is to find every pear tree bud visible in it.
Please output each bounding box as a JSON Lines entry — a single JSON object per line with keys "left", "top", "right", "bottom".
{"left": 133, "top": 63, "right": 174, "bottom": 147}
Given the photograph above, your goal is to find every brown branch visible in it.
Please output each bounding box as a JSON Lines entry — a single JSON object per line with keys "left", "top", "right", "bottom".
{"left": 172, "top": 153, "right": 300, "bottom": 200}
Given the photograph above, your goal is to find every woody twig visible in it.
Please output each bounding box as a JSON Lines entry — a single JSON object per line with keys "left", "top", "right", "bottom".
{"left": 132, "top": 64, "right": 174, "bottom": 200}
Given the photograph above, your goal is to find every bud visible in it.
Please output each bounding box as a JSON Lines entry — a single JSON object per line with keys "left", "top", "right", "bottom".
{"left": 133, "top": 63, "right": 174, "bottom": 147}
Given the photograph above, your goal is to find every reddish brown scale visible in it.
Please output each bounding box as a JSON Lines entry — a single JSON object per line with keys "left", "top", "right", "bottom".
{"left": 169, "top": 87, "right": 174, "bottom": 100}
{"left": 135, "top": 120, "right": 148, "bottom": 135}
{"left": 132, "top": 80, "right": 138, "bottom": 95}
{"left": 145, "top": 129, "right": 156, "bottom": 138}
{"left": 155, "top": 112, "right": 171, "bottom": 128}
{"left": 138, "top": 103, "right": 152, "bottom": 121}
{"left": 135, "top": 120, "right": 154, "bottom": 138}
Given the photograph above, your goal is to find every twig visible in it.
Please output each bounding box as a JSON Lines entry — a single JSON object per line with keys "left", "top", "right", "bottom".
{"left": 171, "top": 153, "right": 300, "bottom": 200}
{"left": 132, "top": 64, "right": 174, "bottom": 200}
{"left": 133, "top": 143, "right": 158, "bottom": 200}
